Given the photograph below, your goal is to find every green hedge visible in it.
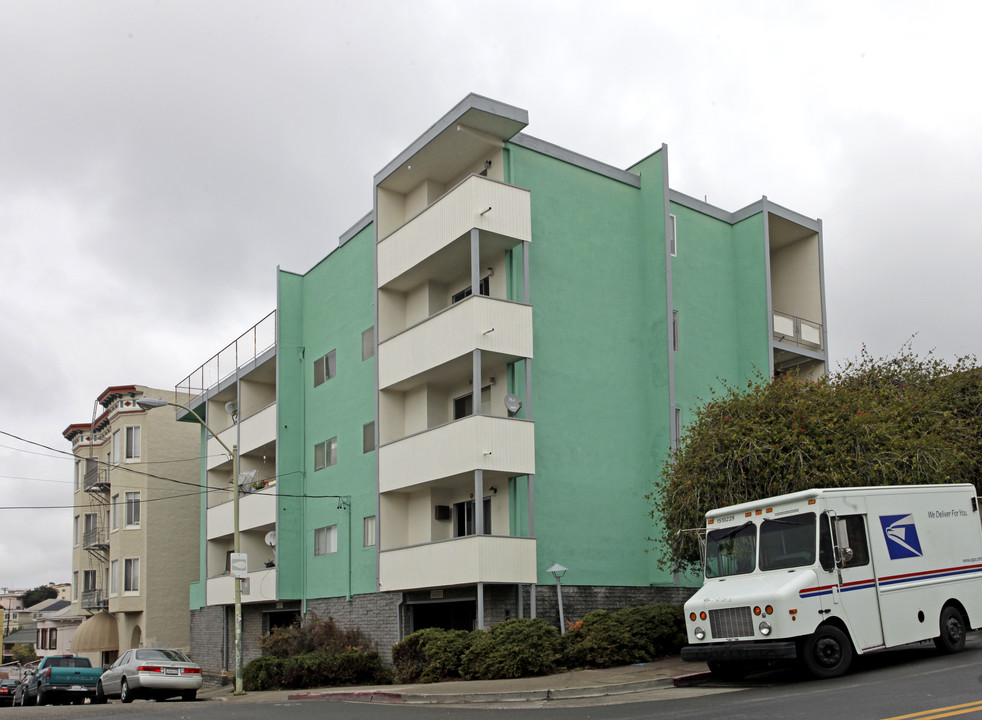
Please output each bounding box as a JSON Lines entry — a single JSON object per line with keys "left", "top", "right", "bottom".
{"left": 243, "top": 649, "right": 390, "bottom": 691}
{"left": 562, "top": 604, "right": 687, "bottom": 668}
{"left": 461, "top": 618, "right": 562, "bottom": 680}
{"left": 391, "top": 627, "right": 475, "bottom": 683}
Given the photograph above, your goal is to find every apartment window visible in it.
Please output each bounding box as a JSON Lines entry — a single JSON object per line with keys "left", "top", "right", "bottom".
{"left": 112, "top": 430, "right": 121, "bottom": 465}
{"left": 124, "top": 491, "right": 141, "bottom": 527}
{"left": 362, "top": 327, "right": 374, "bottom": 361}
{"left": 73, "top": 515, "right": 80, "bottom": 547}
{"left": 314, "top": 437, "right": 337, "bottom": 471}
{"left": 110, "top": 559, "right": 119, "bottom": 596}
{"left": 124, "top": 557, "right": 140, "bottom": 593}
{"left": 38, "top": 628, "right": 47, "bottom": 649}
{"left": 82, "top": 570, "right": 97, "bottom": 592}
{"left": 49, "top": 628, "right": 57, "bottom": 649}
{"left": 451, "top": 275, "right": 490, "bottom": 304}
{"left": 72, "top": 572, "right": 78, "bottom": 600}
{"left": 83, "top": 513, "right": 97, "bottom": 544}
{"left": 111, "top": 494, "right": 120, "bottom": 530}
{"left": 363, "top": 422, "right": 375, "bottom": 453}
{"left": 74, "top": 460, "right": 82, "bottom": 492}
{"left": 363, "top": 516, "right": 376, "bottom": 547}
{"left": 453, "top": 498, "right": 491, "bottom": 537}
{"left": 672, "top": 310, "right": 680, "bottom": 352}
{"left": 669, "top": 213, "right": 678, "bottom": 257}
{"left": 314, "top": 525, "right": 337, "bottom": 556}
{"left": 313, "top": 350, "right": 336, "bottom": 387}
{"left": 124, "top": 426, "right": 141, "bottom": 460}
{"left": 453, "top": 386, "right": 492, "bottom": 420}
{"left": 673, "top": 407, "right": 682, "bottom": 450}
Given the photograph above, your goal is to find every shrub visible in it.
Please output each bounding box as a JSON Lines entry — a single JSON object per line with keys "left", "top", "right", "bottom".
{"left": 259, "top": 613, "right": 375, "bottom": 659}
{"left": 243, "top": 650, "right": 390, "bottom": 691}
{"left": 562, "top": 604, "right": 687, "bottom": 668}
{"left": 391, "top": 627, "right": 474, "bottom": 683}
{"left": 460, "top": 618, "right": 561, "bottom": 680}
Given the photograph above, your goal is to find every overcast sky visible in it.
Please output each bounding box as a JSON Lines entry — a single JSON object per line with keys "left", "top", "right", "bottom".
{"left": 2, "top": 1, "right": 980, "bottom": 592}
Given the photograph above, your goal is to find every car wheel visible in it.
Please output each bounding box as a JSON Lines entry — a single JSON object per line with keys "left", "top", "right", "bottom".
{"left": 35, "top": 687, "right": 46, "bottom": 706}
{"left": 93, "top": 681, "right": 108, "bottom": 705}
{"left": 120, "top": 678, "right": 133, "bottom": 704}
{"left": 934, "top": 605, "right": 967, "bottom": 654}
{"left": 802, "top": 624, "right": 853, "bottom": 679}
{"left": 182, "top": 690, "right": 197, "bottom": 702}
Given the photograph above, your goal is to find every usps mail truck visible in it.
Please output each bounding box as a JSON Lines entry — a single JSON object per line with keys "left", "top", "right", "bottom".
{"left": 681, "top": 484, "right": 982, "bottom": 678}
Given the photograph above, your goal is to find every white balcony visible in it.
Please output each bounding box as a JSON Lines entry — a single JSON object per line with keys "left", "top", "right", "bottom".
{"left": 378, "top": 175, "right": 531, "bottom": 290}
{"left": 207, "top": 404, "right": 276, "bottom": 471}
{"left": 379, "top": 535, "right": 536, "bottom": 592}
{"left": 379, "top": 297, "right": 532, "bottom": 391}
{"left": 379, "top": 416, "right": 534, "bottom": 493}
{"left": 206, "top": 568, "right": 276, "bottom": 606}
{"left": 207, "top": 485, "right": 277, "bottom": 540}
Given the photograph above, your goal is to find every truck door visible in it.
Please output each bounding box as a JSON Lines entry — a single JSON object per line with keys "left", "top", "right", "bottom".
{"left": 822, "top": 512, "right": 885, "bottom": 651}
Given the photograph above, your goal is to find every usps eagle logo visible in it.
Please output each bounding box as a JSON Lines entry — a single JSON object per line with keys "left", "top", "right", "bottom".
{"left": 880, "top": 515, "right": 923, "bottom": 559}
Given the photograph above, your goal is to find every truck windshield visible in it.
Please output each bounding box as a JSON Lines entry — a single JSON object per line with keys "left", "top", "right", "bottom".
{"left": 760, "top": 512, "right": 816, "bottom": 570}
{"left": 705, "top": 522, "right": 757, "bottom": 577}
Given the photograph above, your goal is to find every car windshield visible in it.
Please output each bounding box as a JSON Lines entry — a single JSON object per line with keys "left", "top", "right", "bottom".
{"left": 760, "top": 512, "right": 816, "bottom": 570}
{"left": 705, "top": 522, "right": 757, "bottom": 577}
{"left": 134, "top": 649, "right": 191, "bottom": 663}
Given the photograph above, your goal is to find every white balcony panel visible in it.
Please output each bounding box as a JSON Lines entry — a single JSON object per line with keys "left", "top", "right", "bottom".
{"left": 206, "top": 486, "right": 277, "bottom": 540}
{"left": 206, "top": 404, "right": 276, "bottom": 470}
{"left": 378, "top": 175, "right": 531, "bottom": 288}
{"left": 379, "top": 298, "right": 532, "bottom": 390}
{"left": 380, "top": 416, "right": 534, "bottom": 493}
{"left": 206, "top": 568, "right": 276, "bottom": 606}
{"left": 379, "top": 535, "right": 536, "bottom": 591}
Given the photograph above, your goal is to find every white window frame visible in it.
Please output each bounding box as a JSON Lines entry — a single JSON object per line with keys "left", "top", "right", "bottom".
{"left": 672, "top": 310, "right": 680, "bottom": 352}
{"left": 362, "top": 327, "right": 375, "bottom": 361}
{"left": 74, "top": 460, "right": 82, "bottom": 492}
{"left": 123, "top": 557, "right": 140, "bottom": 593}
{"left": 313, "top": 350, "right": 336, "bottom": 387}
{"left": 314, "top": 525, "right": 338, "bottom": 556}
{"left": 314, "top": 437, "right": 337, "bottom": 471}
{"left": 111, "top": 494, "right": 120, "bottom": 531}
{"left": 72, "top": 571, "right": 78, "bottom": 600}
{"left": 124, "top": 491, "right": 141, "bottom": 528}
{"left": 124, "top": 425, "right": 141, "bottom": 461}
{"left": 669, "top": 213, "right": 677, "bottom": 257}
{"left": 363, "top": 516, "right": 376, "bottom": 547}
{"left": 110, "top": 559, "right": 119, "bottom": 596}
{"left": 73, "top": 515, "right": 80, "bottom": 547}
{"left": 112, "top": 430, "right": 121, "bottom": 465}
{"left": 82, "top": 569, "right": 97, "bottom": 592}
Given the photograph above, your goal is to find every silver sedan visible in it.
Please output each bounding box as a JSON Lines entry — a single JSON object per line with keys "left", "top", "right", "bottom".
{"left": 96, "top": 648, "right": 202, "bottom": 703}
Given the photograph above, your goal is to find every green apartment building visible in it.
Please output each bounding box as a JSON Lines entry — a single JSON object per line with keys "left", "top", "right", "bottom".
{"left": 182, "top": 94, "right": 827, "bottom": 669}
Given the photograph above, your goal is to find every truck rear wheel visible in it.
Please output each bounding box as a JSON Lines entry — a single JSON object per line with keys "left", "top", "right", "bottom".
{"left": 934, "top": 606, "right": 966, "bottom": 654}
{"left": 802, "top": 625, "right": 853, "bottom": 679}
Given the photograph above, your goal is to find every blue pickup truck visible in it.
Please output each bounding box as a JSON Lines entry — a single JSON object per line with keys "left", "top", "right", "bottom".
{"left": 21, "top": 655, "right": 104, "bottom": 706}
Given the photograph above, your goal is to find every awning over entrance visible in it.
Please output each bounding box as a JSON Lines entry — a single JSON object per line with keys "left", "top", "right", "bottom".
{"left": 71, "top": 611, "right": 118, "bottom": 652}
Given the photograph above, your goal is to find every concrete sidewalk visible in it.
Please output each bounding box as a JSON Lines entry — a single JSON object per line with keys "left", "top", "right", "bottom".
{"left": 199, "top": 656, "right": 710, "bottom": 705}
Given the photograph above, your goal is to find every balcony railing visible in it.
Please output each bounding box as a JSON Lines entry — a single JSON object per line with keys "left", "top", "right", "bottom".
{"left": 379, "top": 535, "right": 536, "bottom": 591}
{"left": 83, "top": 460, "right": 109, "bottom": 492}
{"left": 80, "top": 589, "right": 107, "bottom": 611}
{"left": 176, "top": 311, "right": 275, "bottom": 399}
{"left": 82, "top": 527, "right": 109, "bottom": 550}
{"left": 773, "top": 311, "right": 823, "bottom": 350}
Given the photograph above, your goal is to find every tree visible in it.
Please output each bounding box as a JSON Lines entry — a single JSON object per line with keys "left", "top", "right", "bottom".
{"left": 11, "top": 643, "right": 37, "bottom": 665}
{"left": 651, "top": 343, "right": 982, "bottom": 572}
{"left": 19, "top": 585, "right": 57, "bottom": 608}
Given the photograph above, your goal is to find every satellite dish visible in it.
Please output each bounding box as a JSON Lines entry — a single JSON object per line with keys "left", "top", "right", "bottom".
{"left": 504, "top": 394, "right": 523, "bottom": 415}
{"left": 264, "top": 531, "right": 277, "bottom": 548}
{"left": 225, "top": 401, "right": 238, "bottom": 418}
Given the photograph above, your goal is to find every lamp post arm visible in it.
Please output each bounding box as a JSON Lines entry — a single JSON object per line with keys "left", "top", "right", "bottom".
{"left": 160, "top": 401, "right": 235, "bottom": 460}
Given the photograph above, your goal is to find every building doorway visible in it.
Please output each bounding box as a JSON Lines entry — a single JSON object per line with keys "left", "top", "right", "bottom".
{"left": 410, "top": 600, "right": 476, "bottom": 632}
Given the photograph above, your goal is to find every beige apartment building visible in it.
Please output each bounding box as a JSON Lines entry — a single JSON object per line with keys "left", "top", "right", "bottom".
{"left": 63, "top": 385, "right": 200, "bottom": 665}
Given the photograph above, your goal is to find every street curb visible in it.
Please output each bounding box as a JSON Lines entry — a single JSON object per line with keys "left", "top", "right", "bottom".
{"left": 288, "top": 676, "right": 678, "bottom": 704}
{"left": 672, "top": 671, "right": 712, "bottom": 688}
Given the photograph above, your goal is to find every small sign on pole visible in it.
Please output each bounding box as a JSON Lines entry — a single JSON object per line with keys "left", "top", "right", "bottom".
{"left": 230, "top": 553, "right": 248, "bottom": 579}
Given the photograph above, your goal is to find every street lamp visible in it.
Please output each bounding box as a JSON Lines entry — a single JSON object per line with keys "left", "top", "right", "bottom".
{"left": 547, "top": 563, "right": 568, "bottom": 635}
{"left": 137, "top": 397, "right": 245, "bottom": 695}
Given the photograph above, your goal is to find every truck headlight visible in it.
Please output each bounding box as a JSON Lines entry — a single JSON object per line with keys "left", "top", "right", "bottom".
{"left": 759, "top": 621, "right": 772, "bottom": 636}
{"left": 694, "top": 627, "right": 706, "bottom": 640}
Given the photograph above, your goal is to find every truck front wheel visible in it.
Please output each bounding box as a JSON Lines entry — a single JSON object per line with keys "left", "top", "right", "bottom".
{"left": 934, "top": 606, "right": 967, "bottom": 654}
{"left": 35, "top": 687, "right": 47, "bottom": 706}
{"left": 802, "top": 625, "right": 853, "bottom": 679}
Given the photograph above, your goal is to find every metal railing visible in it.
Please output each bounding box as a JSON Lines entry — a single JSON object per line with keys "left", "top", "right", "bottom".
{"left": 82, "top": 527, "right": 108, "bottom": 550}
{"left": 80, "top": 589, "right": 107, "bottom": 611}
{"left": 773, "top": 310, "right": 823, "bottom": 350}
{"left": 83, "top": 459, "right": 109, "bottom": 492}
{"left": 175, "top": 311, "right": 276, "bottom": 400}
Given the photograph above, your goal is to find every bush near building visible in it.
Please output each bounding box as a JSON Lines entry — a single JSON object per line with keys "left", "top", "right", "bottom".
{"left": 243, "top": 615, "right": 390, "bottom": 691}
{"left": 392, "top": 607, "right": 687, "bottom": 683}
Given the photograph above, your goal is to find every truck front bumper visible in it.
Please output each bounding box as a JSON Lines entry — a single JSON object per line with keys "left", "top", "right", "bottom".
{"left": 681, "top": 640, "right": 798, "bottom": 662}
